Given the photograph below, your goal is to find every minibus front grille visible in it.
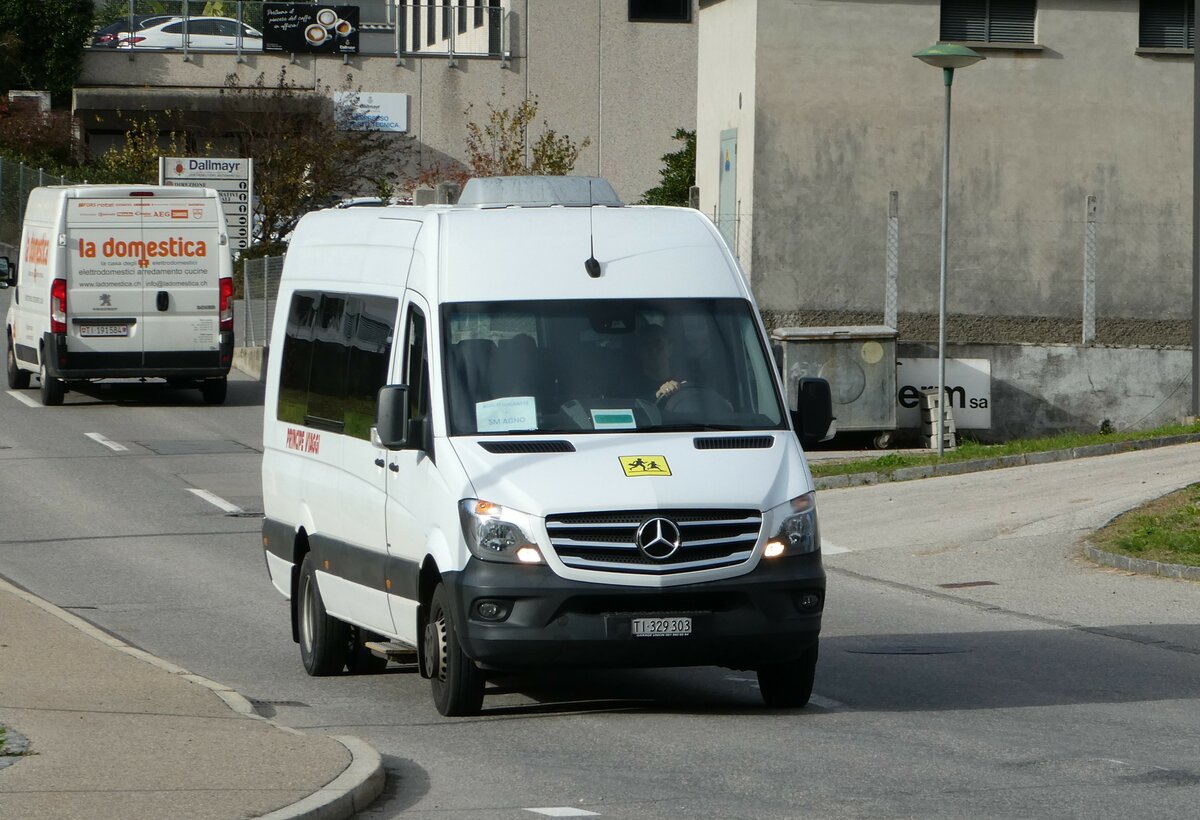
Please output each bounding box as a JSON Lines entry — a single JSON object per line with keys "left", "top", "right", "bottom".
{"left": 544, "top": 509, "right": 761, "bottom": 574}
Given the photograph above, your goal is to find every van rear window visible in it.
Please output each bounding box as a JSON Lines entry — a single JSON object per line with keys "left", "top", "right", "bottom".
{"left": 278, "top": 290, "right": 398, "bottom": 440}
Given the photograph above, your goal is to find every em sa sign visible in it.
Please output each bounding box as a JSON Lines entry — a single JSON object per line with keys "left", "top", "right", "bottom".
{"left": 159, "top": 157, "right": 254, "bottom": 252}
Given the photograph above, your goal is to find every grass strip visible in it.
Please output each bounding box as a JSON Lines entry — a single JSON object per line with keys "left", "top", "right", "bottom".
{"left": 1089, "top": 483, "right": 1200, "bottom": 568}
{"left": 809, "top": 421, "right": 1200, "bottom": 478}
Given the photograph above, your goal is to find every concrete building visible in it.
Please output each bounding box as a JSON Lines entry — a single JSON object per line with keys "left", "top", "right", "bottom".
{"left": 74, "top": 0, "right": 698, "bottom": 204}
{"left": 697, "top": 0, "right": 1194, "bottom": 344}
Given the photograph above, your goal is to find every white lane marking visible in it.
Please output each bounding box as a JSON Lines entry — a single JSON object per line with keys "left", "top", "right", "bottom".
{"left": 822, "top": 540, "right": 851, "bottom": 555}
{"left": 6, "top": 390, "right": 41, "bottom": 408}
{"left": 187, "top": 488, "right": 243, "bottom": 515}
{"left": 85, "top": 432, "right": 128, "bottom": 452}
{"left": 525, "top": 810, "right": 601, "bottom": 817}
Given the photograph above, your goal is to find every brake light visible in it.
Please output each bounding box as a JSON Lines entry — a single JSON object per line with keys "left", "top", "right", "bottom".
{"left": 129, "top": 191, "right": 155, "bottom": 197}
{"left": 120, "top": 36, "right": 146, "bottom": 45}
{"left": 51, "top": 279, "right": 67, "bottom": 334}
{"left": 219, "top": 276, "right": 234, "bottom": 331}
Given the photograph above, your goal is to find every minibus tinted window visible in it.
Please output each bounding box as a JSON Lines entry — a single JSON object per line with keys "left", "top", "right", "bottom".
{"left": 278, "top": 290, "right": 398, "bottom": 439}
{"left": 278, "top": 292, "right": 318, "bottom": 425}
{"left": 442, "top": 298, "right": 786, "bottom": 436}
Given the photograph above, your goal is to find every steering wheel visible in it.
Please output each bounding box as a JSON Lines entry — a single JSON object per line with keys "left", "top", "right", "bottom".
{"left": 657, "top": 383, "right": 734, "bottom": 415}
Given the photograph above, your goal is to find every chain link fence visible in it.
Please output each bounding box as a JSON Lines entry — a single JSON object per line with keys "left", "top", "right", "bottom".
{"left": 714, "top": 198, "right": 1192, "bottom": 348}
{"left": 0, "top": 157, "right": 79, "bottom": 258}
{"left": 239, "top": 254, "right": 284, "bottom": 346}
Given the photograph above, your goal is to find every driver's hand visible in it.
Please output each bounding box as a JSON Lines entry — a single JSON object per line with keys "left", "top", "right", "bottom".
{"left": 656, "top": 380, "right": 680, "bottom": 400}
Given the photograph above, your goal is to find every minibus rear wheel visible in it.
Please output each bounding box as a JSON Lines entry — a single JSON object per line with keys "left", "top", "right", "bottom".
{"left": 757, "top": 641, "right": 818, "bottom": 708}
{"left": 297, "top": 552, "right": 350, "bottom": 675}
{"left": 6, "top": 342, "right": 29, "bottom": 389}
{"left": 426, "top": 583, "right": 484, "bottom": 716}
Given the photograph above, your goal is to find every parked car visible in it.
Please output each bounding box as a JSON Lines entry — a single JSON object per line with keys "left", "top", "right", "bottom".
{"left": 117, "top": 17, "right": 263, "bottom": 50}
{"left": 91, "top": 14, "right": 176, "bottom": 47}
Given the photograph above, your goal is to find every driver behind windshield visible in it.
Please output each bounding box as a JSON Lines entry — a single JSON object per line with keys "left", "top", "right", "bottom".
{"left": 635, "top": 324, "right": 685, "bottom": 402}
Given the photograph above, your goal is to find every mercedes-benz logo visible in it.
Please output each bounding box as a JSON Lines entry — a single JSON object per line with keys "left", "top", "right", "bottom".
{"left": 635, "top": 517, "right": 682, "bottom": 560}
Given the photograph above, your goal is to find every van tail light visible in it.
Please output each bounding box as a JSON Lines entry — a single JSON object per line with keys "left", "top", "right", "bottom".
{"left": 219, "top": 276, "right": 234, "bottom": 331}
{"left": 51, "top": 279, "right": 67, "bottom": 334}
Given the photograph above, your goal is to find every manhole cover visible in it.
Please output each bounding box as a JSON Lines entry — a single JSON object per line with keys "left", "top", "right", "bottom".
{"left": 137, "top": 440, "right": 256, "bottom": 456}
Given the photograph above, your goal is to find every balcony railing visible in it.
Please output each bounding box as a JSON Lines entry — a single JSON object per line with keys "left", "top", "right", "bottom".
{"left": 88, "top": 1, "right": 510, "bottom": 63}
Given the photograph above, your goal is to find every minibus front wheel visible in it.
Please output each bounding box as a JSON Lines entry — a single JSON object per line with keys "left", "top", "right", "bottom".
{"left": 425, "top": 583, "right": 484, "bottom": 716}
{"left": 757, "top": 641, "right": 819, "bottom": 708}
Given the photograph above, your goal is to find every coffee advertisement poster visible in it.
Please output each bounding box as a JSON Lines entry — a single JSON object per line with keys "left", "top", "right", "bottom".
{"left": 263, "top": 4, "right": 359, "bottom": 54}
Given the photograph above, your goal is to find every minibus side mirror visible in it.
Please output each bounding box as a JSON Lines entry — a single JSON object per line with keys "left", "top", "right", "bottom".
{"left": 793, "top": 377, "right": 835, "bottom": 448}
{"left": 375, "top": 385, "right": 410, "bottom": 449}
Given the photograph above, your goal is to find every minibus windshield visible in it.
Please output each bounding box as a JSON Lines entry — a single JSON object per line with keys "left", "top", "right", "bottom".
{"left": 442, "top": 298, "right": 787, "bottom": 436}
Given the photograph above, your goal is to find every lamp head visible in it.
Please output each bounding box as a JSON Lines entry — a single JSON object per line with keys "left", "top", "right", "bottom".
{"left": 913, "top": 43, "right": 985, "bottom": 70}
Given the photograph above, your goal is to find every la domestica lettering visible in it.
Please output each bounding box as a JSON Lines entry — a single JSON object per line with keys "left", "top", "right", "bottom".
{"left": 78, "top": 237, "right": 208, "bottom": 261}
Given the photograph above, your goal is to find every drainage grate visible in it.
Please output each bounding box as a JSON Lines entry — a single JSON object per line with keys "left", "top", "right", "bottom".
{"left": 137, "top": 440, "right": 258, "bottom": 456}
{"left": 846, "top": 645, "right": 971, "bottom": 655}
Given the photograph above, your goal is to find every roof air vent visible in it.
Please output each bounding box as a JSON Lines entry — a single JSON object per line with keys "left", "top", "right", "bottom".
{"left": 456, "top": 176, "right": 624, "bottom": 209}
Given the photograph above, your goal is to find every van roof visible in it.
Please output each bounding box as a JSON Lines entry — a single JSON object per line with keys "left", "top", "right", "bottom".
{"left": 43, "top": 184, "right": 219, "bottom": 199}
{"left": 287, "top": 203, "right": 746, "bottom": 302}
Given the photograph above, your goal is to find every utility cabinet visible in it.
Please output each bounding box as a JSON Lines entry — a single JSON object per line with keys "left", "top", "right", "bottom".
{"left": 771, "top": 325, "right": 898, "bottom": 447}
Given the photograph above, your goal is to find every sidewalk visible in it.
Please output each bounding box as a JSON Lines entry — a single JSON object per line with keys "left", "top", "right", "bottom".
{"left": 0, "top": 577, "right": 384, "bottom": 820}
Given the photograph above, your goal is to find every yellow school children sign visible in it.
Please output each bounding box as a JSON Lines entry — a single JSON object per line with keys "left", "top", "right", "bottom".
{"left": 619, "top": 456, "right": 672, "bottom": 477}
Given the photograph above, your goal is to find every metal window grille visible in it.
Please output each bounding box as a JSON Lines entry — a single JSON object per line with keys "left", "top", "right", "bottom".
{"left": 941, "top": 0, "right": 1036, "bottom": 43}
{"left": 1140, "top": 0, "right": 1195, "bottom": 48}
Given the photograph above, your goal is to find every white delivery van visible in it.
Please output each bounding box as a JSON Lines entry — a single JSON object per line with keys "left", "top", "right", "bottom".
{"left": 4, "top": 185, "right": 235, "bottom": 405}
{"left": 260, "top": 177, "right": 834, "bottom": 716}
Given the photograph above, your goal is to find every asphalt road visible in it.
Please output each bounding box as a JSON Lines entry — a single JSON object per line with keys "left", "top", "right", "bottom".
{"left": 1, "top": 294, "right": 1198, "bottom": 817}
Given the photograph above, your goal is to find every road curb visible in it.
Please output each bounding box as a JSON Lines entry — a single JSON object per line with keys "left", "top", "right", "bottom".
{"left": 813, "top": 433, "right": 1200, "bottom": 490}
{"left": 0, "top": 576, "right": 385, "bottom": 820}
{"left": 1083, "top": 542, "right": 1200, "bottom": 581}
{"left": 259, "top": 736, "right": 386, "bottom": 820}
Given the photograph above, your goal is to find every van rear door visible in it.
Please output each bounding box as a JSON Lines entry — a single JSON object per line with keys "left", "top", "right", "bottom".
{"left": 139, "top": 193, "right": 223, "bottom": 370}
{"left": 65, "top": 196, "right": 146, "bottom": 369}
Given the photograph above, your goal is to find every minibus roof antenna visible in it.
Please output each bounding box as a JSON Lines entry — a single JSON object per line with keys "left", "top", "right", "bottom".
{"left": 585, "top": 179, "right": 602, "bottom": 278}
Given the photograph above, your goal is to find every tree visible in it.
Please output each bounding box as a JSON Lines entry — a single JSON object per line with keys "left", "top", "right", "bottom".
{"left": 639, "top": 128, "right": 695, "bottom": 206}
{"left": 212, "top": 69, "right": 406, "bottom": 256}
{"left": 0, "top": 0, "right": 93, "bottom": 100}
{"left": 464, "top": 96, "right": 590, "bottom": 177}
{"left": 87, "top": 111, "right": 195, "bottom": 184}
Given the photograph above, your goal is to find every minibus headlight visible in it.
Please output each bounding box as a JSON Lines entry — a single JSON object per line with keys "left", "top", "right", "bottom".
{"left": 764, "top": 491, "right": 820, "bottom": 556}
{"left": 459, "top": 499, "right": 545, "bottom": 564}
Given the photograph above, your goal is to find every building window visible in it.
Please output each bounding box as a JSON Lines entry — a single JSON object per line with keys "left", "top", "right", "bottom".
{"left": 1140, "top": 0, "right": 1195, "bottom": 48}
{"left": 940, "top": 0, "right": 1036, "bottom": 43}
{"left": 629, "top": 0, "right": 691, "bottom": 23}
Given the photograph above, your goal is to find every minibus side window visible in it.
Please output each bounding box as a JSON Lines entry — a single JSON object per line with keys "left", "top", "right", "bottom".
{"left": 277, "top": 291, "right": 318, "bottom": 425}
{"left": 305, "top": 294, "right": 349, "bottom": 430}
{"left": 343, "top": 295, "right": 399, "bottom": 440}
{"left": 403, "top": 306, "right": 430, "bottom": 430}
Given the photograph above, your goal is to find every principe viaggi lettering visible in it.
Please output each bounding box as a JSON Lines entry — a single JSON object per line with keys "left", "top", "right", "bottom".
{"left": 78, "top": 236, "right": 208, "bottom": 263}
{"left": 285, "top": 427, "right": 321, "bottom": 455}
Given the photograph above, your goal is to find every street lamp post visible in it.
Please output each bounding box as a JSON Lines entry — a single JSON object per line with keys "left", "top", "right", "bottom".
{"left": 914, "top": 43, "right": 983, "bottom": 457}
